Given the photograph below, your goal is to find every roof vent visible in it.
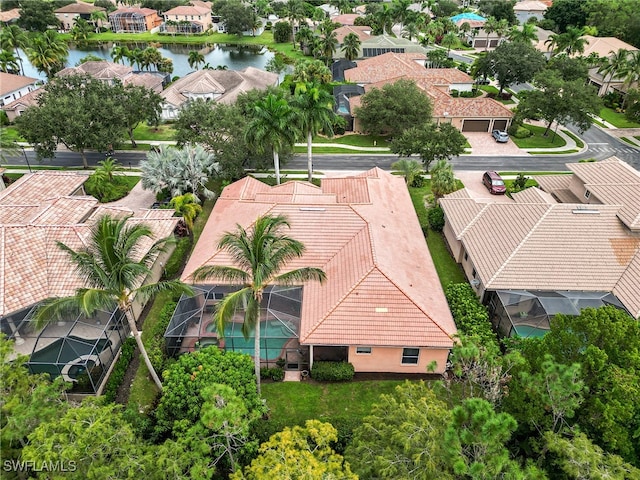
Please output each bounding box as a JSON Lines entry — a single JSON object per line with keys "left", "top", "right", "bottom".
{"left": 572, "top": 207, "right": 600, "bottom": 214}
{"left": 375, "top": 307, "right": 388, "bottom": 313}
{"left": 299, "top": 207, "right": 326, "bottom": 212}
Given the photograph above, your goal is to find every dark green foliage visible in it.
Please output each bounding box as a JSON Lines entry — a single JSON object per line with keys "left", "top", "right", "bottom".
{"left": 260, "top": 367, "right": 285, "bottom": 381}
{"left": 508, "top": 173, "right": 528, "bottom": 194}
{"left": 18, "top": 0, "right": 60, "bottom": 31}
{"left": 162, "top": 237, "right": 192, "bottom": 280}
{"left": 103, "top": 337, "right": 136, "bottom": 403}
{"left": 273, "top": 20, "right": 292, "bottom": 43}
{"left": 84, "top": 175, "right": 137, "bottom": 203}
{"left": 311, "top": 361, "right": 355, "bottom": 381}
{"left": 427, "top": 205, "right": 445, "bottom": 232}
{"left": 512, "top": 126, "right": 532, "bottom": 138}
{"left": 146, "top": 301, "right": 178, "bottom": 375}
{"left": 445, "top": 283, "right": 498, "bottom": 348}
{"left": 543, "top": 0, "right": 586, "bottom": 33}
{"left": 410, "top": 175, "right": 425, "bottom": 188}
{"left": 154, "top": 347, "right": 264, "bottom": 438}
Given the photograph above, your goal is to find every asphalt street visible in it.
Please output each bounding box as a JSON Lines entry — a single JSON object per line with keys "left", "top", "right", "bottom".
{"left": 3, "top": 125, "right": 638, "bottom": 172}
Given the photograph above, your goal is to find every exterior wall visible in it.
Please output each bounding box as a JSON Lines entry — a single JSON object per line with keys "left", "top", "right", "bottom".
{"left": 56, "top": 12, "right": 80, "bottom": 31}
{"left": 1, "top": 84, "right": 38, "bottom": 108}
{"left": 443, "top": 220, "right": 463, "bottom": 261}
{"left": 568, "top": 175, "right": 590, "bottom": 203}
{"left": 145, "top": 13, "right": 163, "bottom": 30}
{"left": 130, "top": 244, "right": 175, "bottom": 318}
{"left": 451, "top": 82, "right": 473, "bottom": 92}
{"left": 161, "top": 103, "right": 179, "bottom": 121}
{"left": 347, "top": 345, "right": 450, "bottom": 374}
{"left": 164, "top": 13, "right": 213, "bottom": 30}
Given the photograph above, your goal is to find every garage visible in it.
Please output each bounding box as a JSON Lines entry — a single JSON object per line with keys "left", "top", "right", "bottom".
{"left": 462, "top": 119, "right": 490, "bottom": 132}
{"left": 493, "top": 119, "right": 508, "bottom": 131}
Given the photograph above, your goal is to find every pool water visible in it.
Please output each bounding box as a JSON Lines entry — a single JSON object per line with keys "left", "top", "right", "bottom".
{"left": 219, "top": 321, "right": 295, "bottom": 360}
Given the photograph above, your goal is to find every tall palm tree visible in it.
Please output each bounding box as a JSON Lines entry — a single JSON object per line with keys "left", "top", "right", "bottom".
{"left": 188, "top": 50, "right": 205, "bottom": 70}
{"left": 0, "top": 25, "right": 27, "bottom": 75}
{"left": 24, "top": 31, "right": 68, "bottom": 78}
{"left": 620, "top": 50, "right": 640, "bottom": 107}
{"left": 295, "top": 25, "right": 314, "bottom": 54}
{"left": 89, "top": 10, "right": 108, "bottom": 33}
{"left": 70, "top": 18, "right": 92, "bottom": 44}
{"left": 35, "top": 215, "right": 194, "bottom": 391}
{"left": 562, "top": 26, "right": 588, "bottom": 56}
{"left": 292, "top": 83, "right": 336, "bottom": 181}
{"left": 508, "top": 23, "right": 538, "bottom": 44}
{"left": 598, "top": 49, "right": 630, "bottom": 95}
{"left": 391, "top": 158, "right": 423, "bottom": 186}
{"left": 287, "top": 0, "right": 307, "bottom": 48}
{"left": 441, "top": 31, "right": 458, "bottom": 54}
{"left": 495, "top": 18, "right": 509, "bottom": 46}
{"left": 244, "top": 94, "right": 299, "bottom": 185}
{"left": 483, "top": 16, "right": 499, "bottom": 51}
{"left": 0, "top": 50, "right": 20, "bottom": 74}
{"left": 341, "top": 32, "right": 361, "bottom": 61}
{"left": 192, "top": 214, "right": 326, "bottom": 394}
{"left": 170, "top": 193, "right": 202, "bottom": 234}
{"left": 111, "top": 45, "right": 130, "bottom": 65}
{"left": 316, "top": 20, "right": 338, "bottom": 66}
{"left": 391, "top": 0, "right": 411, "bottom": 34}
{"left": 375, "top": 3, "right": 394, "bottom": 36}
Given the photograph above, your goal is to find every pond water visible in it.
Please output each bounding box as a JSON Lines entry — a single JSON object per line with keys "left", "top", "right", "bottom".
{"left": 18, "top": 42, "right": 275, "bottom": 81}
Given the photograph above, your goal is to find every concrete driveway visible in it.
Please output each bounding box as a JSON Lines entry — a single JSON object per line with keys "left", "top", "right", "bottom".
{"left": 465, "top": 132, "right": 525, "bottom": 156}
{"left": 455, "top": 170, "right": 514, "bottom": 203}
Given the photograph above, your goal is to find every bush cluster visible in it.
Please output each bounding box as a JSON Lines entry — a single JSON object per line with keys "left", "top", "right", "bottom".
{"left": 445, "top": 283, "right": 498, "bottom": 348}
{"left": 147, "top": 301, "right": 178, "bottom": 376}
{"left": 260, "top": 367, "right": 285, "bottom": 381}
{"left": 162, "top": 237, "right": 192, "bottom": 280}
{"left": 310, "top": 361, "right": 355, "bottom": 381}
{"left": 427, "top": 205, "right": 445, "bottom": 232}
{"left": 103, "top": 337, "right": 136, "bottom": 403}
{"left": 84, "top": 176, "right": 132, "bottom": 203}
{"left": 512, "top": 126, "right": 532, "bottom": 139}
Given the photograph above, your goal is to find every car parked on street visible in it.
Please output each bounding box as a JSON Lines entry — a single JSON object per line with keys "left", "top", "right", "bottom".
{"left": 492, "top": 130, "right": 509, "bottom": 143}
{"left": 482, "top": 171, "right": 506, "bottom": 194}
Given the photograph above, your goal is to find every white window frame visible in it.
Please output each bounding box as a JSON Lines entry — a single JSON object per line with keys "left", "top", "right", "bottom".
{"left": 401, "top": 348, "right": 420, "bottom": 365}
{"left": 355, "top": 346, "right": 372, "bottom": 355}
{"left": 584, "top": 189, "right": 591, "bottom": 200}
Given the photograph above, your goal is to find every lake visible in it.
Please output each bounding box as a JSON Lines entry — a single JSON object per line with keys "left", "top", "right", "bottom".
{"left": 18, "top": 42, "right": 275, "bottom": 81}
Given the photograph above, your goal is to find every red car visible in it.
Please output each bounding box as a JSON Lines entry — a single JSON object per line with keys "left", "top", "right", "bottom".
{"left": 482, "top": 171, "right": 506, "bottom": 195}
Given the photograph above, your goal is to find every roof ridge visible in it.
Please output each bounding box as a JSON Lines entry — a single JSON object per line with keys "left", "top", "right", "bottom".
{"left": 485, "top": 204, "right": 554, "bottom": 287}
{"left": 456, "top": 202, "right": 491, "bottom": 239}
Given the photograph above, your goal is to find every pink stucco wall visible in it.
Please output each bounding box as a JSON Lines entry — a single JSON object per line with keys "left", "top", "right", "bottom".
{"left": 347, "top": 345, "right": 450, "bottom": 374}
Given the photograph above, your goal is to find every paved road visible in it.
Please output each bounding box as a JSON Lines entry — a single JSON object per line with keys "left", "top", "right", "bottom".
{"left": 3, "top": 126, "right": 638, "bottom": 172}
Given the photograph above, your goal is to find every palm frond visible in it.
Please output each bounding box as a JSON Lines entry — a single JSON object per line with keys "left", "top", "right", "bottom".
{"left": 241, "top": 296, "right": 260, "bottom": 340}
{"left": 33, "top": 297, "right": 83, "bottom": 329}
{"left": 275, "top": 267, "right": 327, "bottom": 286}
{"left": 133, "top": 280, "right": 195, "bottom": 305}
{"left": 191, "top": 265, "right": 249, "bottom": 284}
{"left": 213, "top": 288, "right": 251, "bottom": 339}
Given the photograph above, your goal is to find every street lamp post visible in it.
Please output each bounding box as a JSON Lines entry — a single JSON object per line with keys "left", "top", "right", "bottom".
{"left": 20, "top": 146, "right": 32, "bottom": 173}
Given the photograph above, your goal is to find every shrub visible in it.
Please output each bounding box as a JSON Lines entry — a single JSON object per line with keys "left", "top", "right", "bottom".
{"left": 273, "top": 21, "right": 292, "bottom": 43}
{"left": 311, "top": 361, "right": 355, "bottom": 381}
{"left": 513, "top": 126, "right": 532, "bottom": 139}
{"left": 427, "top": 205, "right": 445, "bottom": 232}
{"left": 162, "top": 237, "right": 192, "bottom": 280}
{"left": 103, "top": 337, "right": 136, "bottom": 403}
{"left": 508, "top": 173, "right": 528, "bottom": 194}
{"left": 260, "top": 367, "right": 285, "bottom": 381}
{"left": 146, "top": 301, "right": 177, "bottom": 375}
{"left": 410, "top": 174, "right": 425, "bottom": 188}
{"left": 445, "top": 283, "right": 498, "bottom": 349}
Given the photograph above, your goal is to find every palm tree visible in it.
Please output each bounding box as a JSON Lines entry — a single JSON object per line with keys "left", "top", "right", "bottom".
{"left": 24, "top": 31, "right": 68, "bottom": 78}
{"left": 90, "top": 10, "right": 107, "bottom": 33}
{"left": 295, "top": 25, "right": 314, "bottom": 54}
{"left": 483, "top": 16, "right": 499, "bottom": 51}
{"left": 96, "top": 157, "right": 121, "bottom": 182}
{"left": 70, "top": 18, "right": 92, "bottom": 44}
{"left": 391, "top": 0, "right": 411, "bottom": 34}
{"left": 330, "top": 0, "right": 352, "bottom": 14}
{"left": 170, "top": 193, "right": 202, "bottom": 234}
{"left": 341, "top": 32, "right": 361, "bottom": 61}
{"left": 291, "top": 59, "right": 332, "bottom": 85}
{"left": 598, "top": 49, "right": 630, "bottom": 95}
{"left": 244, "top": 94, "right": 299, "bottom": 185}
{"left": 111, "top": 45, "right": 130, "bottom": 65}
{"left": 508, "top": 23, "right": 538, "bottom": 44}
{"left": 188, "top": 50, "right": 205, "bottom": 70}
{"left": 316, "top": 20, "right": 338, "bottom": 66}
{"left": 402, "top": 22, "right": 420, "bottom": 42}
{"left": 495, "top": 19, "right": 509, "bottom": 46}
{"left": 430, "top": 160, "right": 456, "bottom": 199}
{"left": 287, "top": 0, "right": 307, "bottom": 48}
{"left": 0, "top": 50, "right": 20, "bottom": 74}
{"left": 192, "top": 214, "right": 326, "bottom": 394}
{"left": 391, "top": 158, "right": 423, "bottom": 186}
{"left": 620, "top": 50, "right": 640, "bottom": 107}
{"left": 292, "top": 83, "right": 336, "bottom": 181}
{"left": 35, "top": 215, "right": 194, "bottom": 391}
{"left": 441, "top": 31, "right": 458, "bottom": 55}
{"left": 562, "top": 26, "right": 588, "bottom": 56}
{"left": 375, "top": 3, "right": 394, "bottom": 36}
{"left": 0, "top": 25, "right": 27, "bottom": 75}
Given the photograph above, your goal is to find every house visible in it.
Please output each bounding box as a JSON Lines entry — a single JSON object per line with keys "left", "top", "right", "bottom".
{"left": 343, "top": 53, "right": 512, "bottom": 132}
{"left": 355, "top": 34, "right": 428, "bottom": 59}
{"left": 0, "top": 8, "right": 20, "bottom": 25}
{"left": 513, "top": 0, "right": 548, "bottom": 24}
{"left": 109, "top": 7, "right": 163, "bottom": 33}
{"left": 161, "top": 4, "right": 213, "bottom": 34}
{"left": 439, "top": 158, "right": 640, "bottom": 338}
{"left": 450, "top": 12, "right": 486, "bottom": 30}
{"left": 0, "top": 172, "right": 178, "bottom": 393}
{"left": 0, "top": 72, "right": 40, "bottom": 108}
{"left": 2, "top": 88, "right": 42, "bottom": 122}
{"left": 54, "top": 2, "right": 107, "bottom": 32}
{"left": 168, "top": 169, "right": 456, "bottom": 374}
{"left": 332, "top": 13, "right": 360, "bottom": 26}
{"left": 160, "top": 67, "right": 278, "bottom": 120}
{"left": 334, "top": 25, "right": 372, "bottom": 46}
{"left": 56, "top": 61, "right": 166, "bottom": 92}
{"left": 466, "top": 29, "right": 508, "bottom": 49}
{"left": 580, "top": 37, "right": 638, "bottom": 95}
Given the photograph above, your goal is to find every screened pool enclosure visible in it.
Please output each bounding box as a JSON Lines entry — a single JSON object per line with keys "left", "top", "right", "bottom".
{"left": 1, "top": 306, "right": 129, "bottom": 394}
{"left": 164, "top": 285, "right": 306, "bottom": 369}
{"left": 487, "top": 290, "right": 627, "bottom": 338}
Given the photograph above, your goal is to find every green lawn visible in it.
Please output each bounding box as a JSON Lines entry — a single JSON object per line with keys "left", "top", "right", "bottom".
{"left": 132, "top": 124, "right": 177, "bottom": 141}
{"left": 294, "top": 146, "right": 390, "bottom": 154}
{"left": 408, "top": 184, "right": 466, "bottom": 287}
{"left": 510, "top": 124, "right": 567, "bottom": 149}
{"left": 1, "top": 127, "right": 25, "bottom": 142}
{"left": 561, "top": 130, "right": 584, "bottom": 148}
{"left": 261, "top": 380, "right": 403, "bottom": 428}
{"left": 312, "top": 134, "right": 390, "bottom": 147}
{"left": 599, "top": 107, "right": 640, "bottom": 128}
{"left": 478, "top": 85, "right": 499, "bottom": 95}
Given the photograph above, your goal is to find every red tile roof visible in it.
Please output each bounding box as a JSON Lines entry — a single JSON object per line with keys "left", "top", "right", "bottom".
{"left": 182, "top": 169, "right": 456, "bottom": 348}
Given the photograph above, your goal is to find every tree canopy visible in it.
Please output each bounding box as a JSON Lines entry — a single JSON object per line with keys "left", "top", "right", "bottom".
{"left": 390, "top": 122, "right": 466, "bottom": 170}
{"left": 482, "top": 41, "right": 546, "bottom": 94}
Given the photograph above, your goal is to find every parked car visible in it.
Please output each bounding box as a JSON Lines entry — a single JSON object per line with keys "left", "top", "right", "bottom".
{"left": 482, "top": 171, "right": 506, "bottom": 195}
{"left": 492, "top": 130, "right": 509, "bottom": 143}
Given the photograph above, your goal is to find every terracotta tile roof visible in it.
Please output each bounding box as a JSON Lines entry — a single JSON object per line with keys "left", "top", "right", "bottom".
{"left": 1, "top": 87, "right": 42, "bottom": 112}
{"left": 439, "top": 194, "right": 487, "bottom": 237}
{"left": 0, "top": 72, "right": 39, "bottom": 97}
{"left": 110, "top": 7, "right": 159, "bottom": 16}
{"left": 533, "top": 174, "right": 572, "bottom": 192}
{"left": 58, "top": 61, "right": 133, "bottom": 81}
{"left": 0, "top": 8, "right": 20, "bottom": 23}
{"left": 125, "top": 72, "right": 164, "bottom": 91}
{"left": 614, "top": 250, "right": 640, "bottom": 318}
{"left": 332, "top": 14, "right": 360, "bottom": 25}
{"left": 334, "top": 25, "right": 372, "bottom": 44}
{"left": 511, "top": 187, "right": 556, "bottom": 204}
{"left": 513, "top": 0, "right": 548, "bottom": 12}
{"left": 163, "top": 5, "right": 210, "bottom": 16}
{"left": 161, "top": 67, "right": 278, "bottom": 107}
{"left": 0, "top": 172, "right": 179, "bottom": 317}
{"left": 182, "top": 168, "right": 456, "bottom": 348}
{"left": 581, "top": 36, "right": 638, "bottom": 58}
{"left": 55, "top": 2, "right": 105, "bottom": 14}
{"left": 344, "top": 52, "right": 427, "bottom": 84}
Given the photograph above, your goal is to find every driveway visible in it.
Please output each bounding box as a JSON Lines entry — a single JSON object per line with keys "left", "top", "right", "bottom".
{"left": 454, "top": 170, "right": 514, "bottom": 204}
{"left": 465, "top": 132, "right": 525, "bottom": 156}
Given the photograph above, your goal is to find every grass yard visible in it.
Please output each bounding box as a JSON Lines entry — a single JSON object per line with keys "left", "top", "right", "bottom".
{"left": 294, "top": 146, "right": 389, "bottom": 154}
{"left": 0, "top": 127, "right": 25, "bottom": 142}
{"left": 409, "top": 184, "right": 466, "bottom": 287}
{"left": 132, "top": 124, "right": 177, "bottom": 141}
{"left": 312, "top": 134, "right": 390, "bottom": 147}
{"left": 261, "top": 380, "right": 404, "bottom": 429}
{"left": 599, "top": 107, "right": 640, "bottom": 128}
{"left": 510, "top": 124, "right": 567, "bottom": 149}
{"left": 562, "top": 130, "right": 585, "bottom": 148}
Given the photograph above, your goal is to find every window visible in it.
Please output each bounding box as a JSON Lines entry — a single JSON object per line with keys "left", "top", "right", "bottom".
{"left": 402, "top": 348, "right": 419, "bottom": 365}
{"left": 464, "top": 252, "right": 468, "bottom": 261}
{"left": 356, "top": 346, "right": 372, "bottom": 354}
{"left": 472, "top": 268, "right": 477, "bottom": 278}
{"left": 584, "top": 189, "right": 591, "bottom": 199}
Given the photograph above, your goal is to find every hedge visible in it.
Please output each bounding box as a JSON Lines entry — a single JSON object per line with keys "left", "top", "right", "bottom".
{"left": 260, "top": 366, "right": 285, "bottom": 381}
{"left": 427, "top": 205, "right": 445, "bottom": 231}
{"left": 147, "top": 300, "right": 178, "bottom": 375}
{"left": 103, "top": 337, "right": 136, "bottom": 403}
{"left": 310, "top": 361, "right": 355, "bottom": 381}
{"left": 445, "top": 283, "right": 498, "bottom": 348}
